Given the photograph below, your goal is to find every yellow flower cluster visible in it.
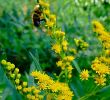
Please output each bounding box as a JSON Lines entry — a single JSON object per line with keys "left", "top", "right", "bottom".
{"left": 92, "top": 57, "right": 110, "bottom": 76}
{"left": 52, "top": 43, "right": 61, "bottom": 54}
{"left": 1, "top": 60, "right": 21, "bottom": 87}
{"left": 1, "top": 60, "right": 42, "bottom": 100}
{"left": 91, "top": 20, "right": 110, "bottom": 86}
{"left": 36, "top": 0, "right": 76, "bottom": 80}
{"left": 56, "top": 56, "right": 74, "bottom": 78}
{"left": 74, "top": 38, "right": 89, "bottom": 51}
{"left": 92, "top": 20, "right": 105, "bottom": 32}
{"left": 24, "top": 86, "right": 43, "bottom": 100}
{"left": 80, "top": 69, "right": 89, "bottom": 80}
{"left": 92, "top": 20, "right": 110, "bottom": 49}
{"left": 31, "top": 71, "right": 74, "bottom": 100}
{"left": 95, "top": 77, "right": 106, "bottom": 86}
{"left": 38, "top": 0, "right": 56, "bottom": 29}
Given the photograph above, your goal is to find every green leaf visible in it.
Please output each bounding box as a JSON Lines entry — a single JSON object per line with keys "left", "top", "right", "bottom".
{"left": 73, "top": 60, "right": 81, "bottom": 73}
{"left": 29, "top": 52, "right": 42, "bottom": 71}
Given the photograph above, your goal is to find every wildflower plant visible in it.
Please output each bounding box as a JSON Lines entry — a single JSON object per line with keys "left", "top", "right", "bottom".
{"left": 1, "top": 0, "right": 110, "bottom": 100}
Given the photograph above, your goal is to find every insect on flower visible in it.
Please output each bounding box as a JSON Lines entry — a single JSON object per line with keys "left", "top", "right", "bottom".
{"left": 32, "top": 4, "right": 45, "bottom": 27}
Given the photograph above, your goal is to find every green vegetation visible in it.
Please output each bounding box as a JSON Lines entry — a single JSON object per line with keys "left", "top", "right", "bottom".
{"left": 0, "top": 0, "right": 110, "bottom": 100}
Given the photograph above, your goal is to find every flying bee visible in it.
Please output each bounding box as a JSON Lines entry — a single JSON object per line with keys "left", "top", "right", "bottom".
{"left": 32, "top": 4, "right": 45, "bottom": 27}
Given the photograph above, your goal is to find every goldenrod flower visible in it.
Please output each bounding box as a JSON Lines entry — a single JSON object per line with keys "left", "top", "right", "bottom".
{"left": 64, "top": 56, "right": 74, "bottom": 62}
{"left": 23, "top": 82, "right": 28, "bottom": 87}
{"left": 43, "top": 9, "right": 50, "bottom": 15}
{"left": 15, "top": 79, "right": 20, "bottom": 84}
{"left": 17, "top": 85, "right": 22, "bottom": 90}
{"left": 92, "top": 20, "right": 105, "bottom": 32}
{"left": 46, "top": 20, "right": 54, "bottom": 27}
{"left": 56, "top": 60, "right": 63, "bottom": 67}
{"left": 68, "top": 73, "right": 72, "bottom": 78}
{"left": 27, "top": 94, "right": 32, "bottom": 99}
{"left": 49, "top": 14, "right": 56, "bottom": 22}
{"left": 55, "top": 30, "right": 65, "bottom": 37}
{"left": 6, "top": 66, "right": 12, "bottom": 71}
{"left": 67, "top": 65, "right": 73, "bottom": 72}
{"left": 1, "top": 59, "right": 7, "bottom": 65}
{"left": 10, "top": 74, "right": 15, "bottom": 79}
{"left": 10, "top": 64, "right": 15, "bottom": 69}
{"left": 62, "top": 40, "right": 68, "bottom": 51}
{"left": 6, "top": 62, "right": 11, "bottom": 66}
{"left": 52, "top": 43, "right": 61, "bottom": 54}
{"left": 95, "top": 77, "right": 106, "bottom": 86}
{"left": 39, "top": 0, "right": 50, "bottom": 8}
{"left": 69, "top": 48, "right": 77, "bottom": 54}
{"left": 17, "top": 73, "right": 21, "bottom": 79}
{"left": 62, "top": 40, "right": 68, "bottom": 46}
{"left": 23, "top": 88, "right": 28, "bottom": 93}
{"left": 80, "top": 69, "right": 89, "bottom": 80}
{"left": 14, "top": 68, "right": 19, "bottom": 73}
{"left": 92, "top": 63, "right": 109, "bottom": 76}
{"left": 31, "top": 71, "right": 74, "bottom": 99}
{"left": 74, "top": 38, "right": 89, "bottom": 50}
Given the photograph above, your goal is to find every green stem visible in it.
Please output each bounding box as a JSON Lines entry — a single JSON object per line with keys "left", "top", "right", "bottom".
{"left": 58, "top": 71, "right": 64, "bottom": 81}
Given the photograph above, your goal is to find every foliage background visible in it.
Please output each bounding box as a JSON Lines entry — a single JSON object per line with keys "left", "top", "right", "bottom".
{"left": 0, "top": 0, "right": 110, "bottom": 100}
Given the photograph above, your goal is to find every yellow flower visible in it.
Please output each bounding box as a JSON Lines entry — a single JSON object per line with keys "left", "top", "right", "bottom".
{"left": 105, "top": 50, "right": 110, "bottom": 55}
{"left": 31, "top": 96, "right": 36, "bottom": 100}
{"left": 15, "top": 79, "right": 20, "bottom": 84}
{"left": 80, "top": 69, "right": 89, "bottom": 80}
{"left": 64, "top": 56, "right": 74, "bottom": 62}
{"left": 52, "top": 43, "right": 61, "bottom": 54}
{"left": 62, "top": 40, "right": 68, "bottom": 51}
{"left": 92, "top": 62, "right": 110, "bottom": 76}
{"left": 27, "top": 87, "right": 32, "bottom": 92}
{"left": 56, "top": 60, "right": 63, "bottom": 67}
{"left": 27, "top": 94, "right": 32, "bottom": 99}
{"left": 69, "top": 48, "right": 77, "bottom": 54}
{"left": 38, "top": 83, "right": 47, "bottom": 90}
{"left": 14, "top": 68, "right": 19, "bottom": 73}
{"left": 67, "top": 66, "right": 73, "bottom": 72}
{"left": 49, "top": 82, "right": 61, "bottom": 92}
{"left": 46, "top": 20, "right": 54, "bottom": 27}
{"left": 33, "top": 89, "right": 40, "bottom": 94}
{"left": 92, "top": 20, "right": 105, "bottom": 32}
{"left": 10, "top": 74, "right": 15, "bottom": 79}
{"left": 31, "top": 71, "right": 74, "bottom": 99}
{"left": 23, "top": 82, "right": 28, "bottom": 87}
{"left": 23, "top": 88, "right": 28, "bottom": 93}
{"left": 39, "top": 0, "right": 50, "bottom": 8}
{"left": 43, "top": 9, "right": 50, "bottom": 15}
{"left": 1, "top": 59, "right": 7, "bottom": 65}
{"left": 62, "top": 40, "right": 68, "bottom": 46}
{"left": 49, "top": 14, "right": 56, "bottom": 22}
{"left": 55, "top": 30, "right": 65, "bottom": 37}
{"left": 68, "top": 73, "right": 72, "bottom": 78}
{"left": 95, "top": 77, "right": 106, "bottom": 86}
{"left": 17, "top": 85, "right": 22, "bottom": 90}
{"left": 6, "top": 62, "right": 11, "bottom": 66}
{"left": 10, "top": 64, "right": 15, "bottom": 69}
{"left": 16, "top": 74, "right": 21, "bottom": 79}
{"left": 6, "top": 66, "right": 12, "bottom": 71}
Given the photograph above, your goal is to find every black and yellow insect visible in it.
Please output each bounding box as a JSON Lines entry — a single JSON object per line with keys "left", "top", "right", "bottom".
{"left": 32, "top": 5, "right": 45, "bottom": 27}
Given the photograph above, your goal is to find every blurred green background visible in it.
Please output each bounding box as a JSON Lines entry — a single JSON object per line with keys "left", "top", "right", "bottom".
{"left": 0, "top": 0, "right": 110, "bottom": 100}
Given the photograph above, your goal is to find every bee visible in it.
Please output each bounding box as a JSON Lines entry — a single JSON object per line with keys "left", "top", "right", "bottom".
{"left": 32, "top": 5, "right": 45, "bottom": 27}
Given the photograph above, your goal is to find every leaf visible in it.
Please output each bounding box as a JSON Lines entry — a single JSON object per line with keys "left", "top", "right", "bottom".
{"left": 73, "top": 60, "right": 81, "bottom": 73}
{"left": 29, "top": 52, "right": 42, "bottom": 71}
{"left": 96, "top": 85, "right": 110, "bottom": 99}
{"left": 25, "top": 72, "right": 35, "bottom": 87}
